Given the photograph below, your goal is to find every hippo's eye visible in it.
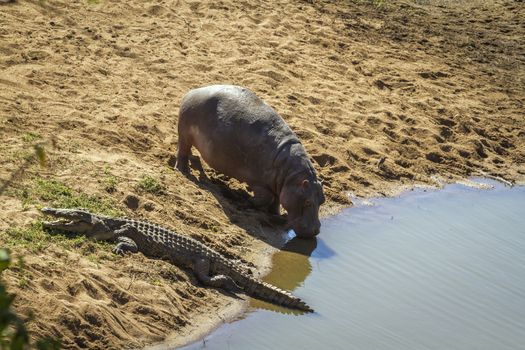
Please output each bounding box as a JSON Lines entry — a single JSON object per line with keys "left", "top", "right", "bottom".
{"left": 304, "top": 199, "right": 312, "bottom": 207}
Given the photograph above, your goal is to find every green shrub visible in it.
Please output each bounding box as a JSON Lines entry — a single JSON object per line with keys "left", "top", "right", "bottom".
{"left": 137, "top": 175, "right": 165, "bottom": 195}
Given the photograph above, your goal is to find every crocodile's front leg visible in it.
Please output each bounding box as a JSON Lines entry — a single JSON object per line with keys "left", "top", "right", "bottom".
{"left": 112, "top": 225, "right": 139, "bottom": 255}
{"left": 194, "top": 258, "right": 238, "bottom": 291}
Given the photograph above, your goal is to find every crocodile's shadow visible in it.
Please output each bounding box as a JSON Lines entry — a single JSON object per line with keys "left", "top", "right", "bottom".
{"left": 179, "top": 156, "right": 297, "bottom": 251}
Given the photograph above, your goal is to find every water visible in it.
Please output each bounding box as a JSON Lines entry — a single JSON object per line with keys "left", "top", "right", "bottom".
{"left": 182, "top": 180, "right": 525, "bottom": 350}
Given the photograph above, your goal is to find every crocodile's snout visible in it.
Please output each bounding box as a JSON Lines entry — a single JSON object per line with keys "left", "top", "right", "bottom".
{"left": 41, "top": 208, "right": 97, "bottom": 234}
{"left": 41, "top": 207, "right": 94, "bottom": 227}
{"left": 41, "top": 207, "right": 89, "bottom": 218}
{"left": 41, "top": 207, "right": 56, "bottom": 215}
{"left": 41, "top": 207, "right": 75, "bottom": 217}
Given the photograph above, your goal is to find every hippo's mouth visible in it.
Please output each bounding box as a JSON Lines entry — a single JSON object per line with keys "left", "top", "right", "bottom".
{"left": 285, "top": 217, "right": 299, "bottom": 230}
{"left": 286, "top": 218, "right": 319, "bottom": 238}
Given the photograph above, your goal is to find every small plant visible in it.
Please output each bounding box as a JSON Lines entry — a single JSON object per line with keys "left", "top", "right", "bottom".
{"left": 21, "top": 132, "right": 42, "bottom": 143}
{"left": 86, "top": 253, "right": 100, "bottom": 266}
{"left": 137, "top": 175, "right": 164, "bottom": 195}
{"left": 149, "top": 278, "right": 163, "bottom": 286}
{"left": 17, "top": 277, "right": 29, "bottom": 289}
{"left": 100, "top": 167, "right": 118, "bottom": 193}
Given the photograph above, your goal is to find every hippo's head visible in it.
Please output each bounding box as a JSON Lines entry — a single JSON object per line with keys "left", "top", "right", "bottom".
{"left": 280, "top": 178, "right": 325, "bottom": 239}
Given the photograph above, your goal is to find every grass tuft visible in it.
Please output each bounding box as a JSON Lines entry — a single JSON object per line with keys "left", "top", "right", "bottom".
{"left": 1, "top": 222, "right": 86, "bottom": 253}
{"left": 137, "top": 175, "right": 165, "bottom": 195}
{"left": 1, "top": 221, "right": 117, "bottom": 255}
{"left": 100, "top": 167, "right": 118, "bottom": 193}
{"left": 21, "top": 132, "right": 42, "bottom": 143}
{"left": 29, "top": 179, "right": 122, "bottom": 217}
{"left": 3, "top": 178, "right": 123, "bottom": 253}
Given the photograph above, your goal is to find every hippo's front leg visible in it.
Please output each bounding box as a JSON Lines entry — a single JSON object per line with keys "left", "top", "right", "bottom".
{"left": 251, "top": 185, "right": 280, "bottom": 215}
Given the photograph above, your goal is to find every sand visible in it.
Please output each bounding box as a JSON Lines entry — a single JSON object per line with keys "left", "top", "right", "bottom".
{"left": 0, "top": 0, "right": 524, "bottom": 348}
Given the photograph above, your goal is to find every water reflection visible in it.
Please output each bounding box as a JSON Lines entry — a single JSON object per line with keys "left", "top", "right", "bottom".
{"left": 249, "top": 236, "right": 317, "bottom": 314}
{"left": 309, "top": 238, "right": 336, "bottom": 259}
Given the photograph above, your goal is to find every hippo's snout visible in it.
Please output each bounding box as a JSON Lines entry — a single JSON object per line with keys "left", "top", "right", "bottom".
{"left": 293, "top": 221, "right": 321, "bottom": 239}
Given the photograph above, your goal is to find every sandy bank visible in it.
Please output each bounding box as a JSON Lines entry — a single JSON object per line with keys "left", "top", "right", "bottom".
{"left": 0, "top": 0, "right": 523, "bottom": 348}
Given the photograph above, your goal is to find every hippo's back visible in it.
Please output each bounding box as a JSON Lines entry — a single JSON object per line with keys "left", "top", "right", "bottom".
{"left": 179, "top": 85, "right": 280, "bottom": 127}
{"left": 177, "top": 85, "right": 299, "bottom": 184}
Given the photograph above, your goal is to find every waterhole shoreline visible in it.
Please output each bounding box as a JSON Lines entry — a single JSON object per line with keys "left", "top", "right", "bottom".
{"left": 177, "top": 178, "right": 524, "bottom": 350}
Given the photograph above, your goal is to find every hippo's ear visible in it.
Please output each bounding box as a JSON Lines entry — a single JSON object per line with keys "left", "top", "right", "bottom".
{"left": 301, "top": 179, "right": 310, "bottom": 190}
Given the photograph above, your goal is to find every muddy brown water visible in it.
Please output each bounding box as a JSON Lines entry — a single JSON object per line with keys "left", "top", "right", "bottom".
{"left": 181, "top": 180, "right": 525, "bottom": 350}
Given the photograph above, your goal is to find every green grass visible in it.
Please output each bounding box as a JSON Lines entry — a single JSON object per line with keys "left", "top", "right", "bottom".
{"left": 1, "top": 221, "right": 118, "bottom": 255}
{"left": 1, "top": 222, "right": 86, "bottom": 253}
{"left": 17, "top": 276, "right": 29, "bottom": 289}
{"left": 10, "top": 149, "right": 34, "bottom": 161}
{"left": 149, "top": 278, "right": 163, "bottom": 286}
{"left": 21, "top": 132, "right": 41, "bottom": 143}
{"left": 29, "top": 179, "right": 122, "bottom": 216}
{"left": 137, "top": 175, "right": 165, "bottom": 195}
{"left": 3, "top": 178, "right": 123, "bottom": 253}
{"left": 100, "top": 167, "right": 118, "bottom": 193}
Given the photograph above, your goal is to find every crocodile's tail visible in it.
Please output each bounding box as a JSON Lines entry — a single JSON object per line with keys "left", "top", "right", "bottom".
{"left": 233, "top": 271, "right": 313, "bottom": 313}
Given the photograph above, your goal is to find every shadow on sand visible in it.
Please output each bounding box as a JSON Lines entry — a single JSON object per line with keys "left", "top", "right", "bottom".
{"left": 175, "top": 155, "right": 295, "bottom": 250}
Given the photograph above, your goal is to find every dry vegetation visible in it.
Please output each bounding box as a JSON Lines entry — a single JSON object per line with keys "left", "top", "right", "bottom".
{"left": 0, "top": 0, "right": 524, "bottom": 348}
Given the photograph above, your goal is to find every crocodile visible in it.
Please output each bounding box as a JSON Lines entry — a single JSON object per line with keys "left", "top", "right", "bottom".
{"left": 41, "top": 207, "right": 313, "bottom": 312}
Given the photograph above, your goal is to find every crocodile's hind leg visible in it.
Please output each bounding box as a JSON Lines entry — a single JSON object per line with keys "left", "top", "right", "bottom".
{"left": 194, "top": 258, "right": 239, "bottom": 291}
{"left": 112, "top": 225, "right": 139, "bottom": 255}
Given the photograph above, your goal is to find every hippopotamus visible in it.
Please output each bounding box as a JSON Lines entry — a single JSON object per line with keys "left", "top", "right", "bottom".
{"left": 175, "top": 85, "right": 325, "bottom": 238}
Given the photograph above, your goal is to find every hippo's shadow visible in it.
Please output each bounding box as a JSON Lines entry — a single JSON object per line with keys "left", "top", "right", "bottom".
{"left": 181, "top": 155, "right": 291, "bottom": 250}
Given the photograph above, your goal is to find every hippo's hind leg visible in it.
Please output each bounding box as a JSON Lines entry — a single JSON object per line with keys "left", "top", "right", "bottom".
{"left": 251, "top": 186, "right": 280, "bottom": 215}
{"left": 175, "top": 132, "right": 192, "bottom": 173}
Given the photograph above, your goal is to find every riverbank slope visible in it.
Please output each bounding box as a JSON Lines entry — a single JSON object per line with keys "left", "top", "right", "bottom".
{"left": 0, "top": 0, "right": 523, "bottom": 348}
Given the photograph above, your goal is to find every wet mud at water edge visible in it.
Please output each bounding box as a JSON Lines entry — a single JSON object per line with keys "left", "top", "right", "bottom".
{"left": 181, "top": 180, "right": 525, "bottom": 350}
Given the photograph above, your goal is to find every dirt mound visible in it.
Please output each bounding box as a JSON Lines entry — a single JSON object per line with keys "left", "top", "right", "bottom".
{"left": 0, "top": 0, "right": 523, "bottom": 348}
